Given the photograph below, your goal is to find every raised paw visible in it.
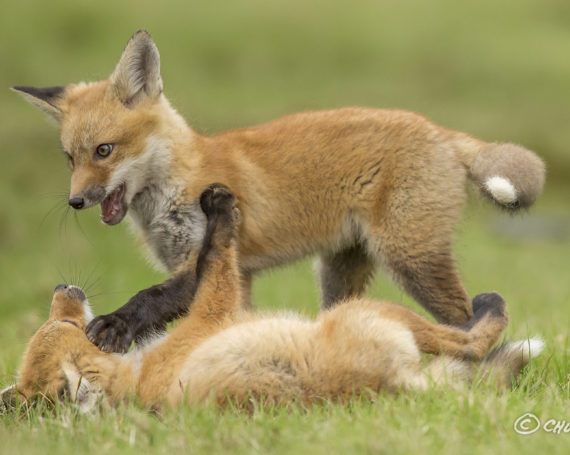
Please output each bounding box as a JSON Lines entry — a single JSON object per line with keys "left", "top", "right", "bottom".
{"left": 199, "top": 183, "right": 240, "bottom": 229}
{"left": 472, "top": 292, "right": 506, "bottom": 317}
{"left": 200, "top": 183, "right": 235, "bottom": 215}
{"left": 86, "top": 313, "right": 134, "bottom": 353}
{"left": 461, "top": 291, "right": 507, "bottom": 331}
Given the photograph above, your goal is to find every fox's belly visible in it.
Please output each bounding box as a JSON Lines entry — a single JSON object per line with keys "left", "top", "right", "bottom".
{"left": 177, "top": 317, "right": 315, "bottom": 404}
{"left": 131, "top": 197, "right": 365, "bottom": 274}
{"left": 237, "top": 210, "right": 365, "bottom": 272}
{"left": 128, "top": 176, "right": 372, "bottom": 274}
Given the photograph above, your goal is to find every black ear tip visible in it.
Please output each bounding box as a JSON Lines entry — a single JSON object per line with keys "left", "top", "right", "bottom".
{"left": 12, "top": 86, "right": 36, "bottom": 96}
{"left": 11, "top": 85, "right": 65, "bottom": 100}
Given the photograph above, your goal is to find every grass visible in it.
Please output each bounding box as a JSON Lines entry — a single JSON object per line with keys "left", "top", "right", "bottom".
{"left": 1, "top": 0, "right": 570, "bottom": 453}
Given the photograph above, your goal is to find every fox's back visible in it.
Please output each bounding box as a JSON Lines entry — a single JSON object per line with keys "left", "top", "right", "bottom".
{"left": 194, "top": 107, "right": 464, "bottom": 268}
{"left": 209, "top": 107, "right": 454, "bottom": 198}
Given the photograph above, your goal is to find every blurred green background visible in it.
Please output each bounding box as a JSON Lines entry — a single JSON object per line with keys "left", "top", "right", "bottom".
{"left": 1, "top": 0, "right": 569, "bottom": 350}
{"left": 0, "top": 0, "right": 569, "bottom": 453}
{"left": 1, "top": 0, "right": 569, "bottom": 356}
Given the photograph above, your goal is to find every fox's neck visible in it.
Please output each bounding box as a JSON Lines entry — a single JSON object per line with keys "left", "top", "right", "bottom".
{"left": 156, "top": 95, "right": 195, "bottom": 142}
{"left": 153, "top": 94, "right": 200, "bottom": 164}
{"left": 136, "top": 96, "right": 196, "bottom": 186}
{"left": 125, "top": 96, "right": 197, "bottom": 201}
{"left": 125, "top": 97, "right": 209, "bottom": 273}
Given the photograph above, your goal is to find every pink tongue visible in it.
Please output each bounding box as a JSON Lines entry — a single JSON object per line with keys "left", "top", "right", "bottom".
{"left": 101, "top": 185, "right": 125, "bottom": 223}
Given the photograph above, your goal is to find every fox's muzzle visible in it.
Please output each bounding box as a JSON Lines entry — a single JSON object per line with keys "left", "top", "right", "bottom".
{"left": 54, "top": 284, "right": 87, "bottom": 301}
{"left": 68, "top": 185, "right": 106, "bottom": 210}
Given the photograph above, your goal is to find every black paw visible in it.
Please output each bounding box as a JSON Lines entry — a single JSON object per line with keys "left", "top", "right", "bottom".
{"left": 86, "top": 313, "right": 134, "bottom": 353}
{"left": 461, "top": 292, "right": 507, "bottom": 331}
{"left": 472, "top": 292, "right": 506, "bottom": 315}
{"left": 200, "top": 184, "right": 237, "bottom": 218}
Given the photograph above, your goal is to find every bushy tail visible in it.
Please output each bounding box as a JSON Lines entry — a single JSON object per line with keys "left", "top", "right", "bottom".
{"left": 455, "top": 137, "right": 545, "bottom": 209}
{"left": 423, "top": 337, "right": 544, "bottom": 389}
{"left": 479, "top": 337, "right": 544, "bottom": 387}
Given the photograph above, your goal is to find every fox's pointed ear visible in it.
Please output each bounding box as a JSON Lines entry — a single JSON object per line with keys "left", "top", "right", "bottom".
{"left": 110, "top": 30, "right": 163, "bottom": 107}
{"left": 12, "top": 85, "right": 66, "bottom": 122}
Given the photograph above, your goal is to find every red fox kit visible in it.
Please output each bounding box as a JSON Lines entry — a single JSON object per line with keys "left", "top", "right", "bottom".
{"left": 13, "top": 31, "right": 545, "bottom": 352}
{"left": 1, "top": 186, "right": 544, "bottom": 410}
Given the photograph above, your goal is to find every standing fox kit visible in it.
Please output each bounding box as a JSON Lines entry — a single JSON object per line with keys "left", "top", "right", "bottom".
{"left": 3, "top": 186, "right": 544, "bottom": 410}
{"left": 14, "top": 31, "right": 545, "bottom": 352}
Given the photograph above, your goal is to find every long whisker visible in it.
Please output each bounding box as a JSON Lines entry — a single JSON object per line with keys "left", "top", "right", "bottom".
{"left": 73, "top": 210, "right": 93, "bottom": 247}
{"left": 86, "top": 290, "right": 128, "bottom": 300}
{"left": 72, "top": 261, "right": 82, "bottom": 289}
{"left": 84, "top": 274, "right": 103, "bottom": 296}
{"left": 58, "top": 205, "right": 72, "bottom": 242}
{"left": 82, "top": 261, "right": 102, "bottom": 293}
{"left": 38, "top": 191, "right": 69, "bottom": 200}
{"left": 56, "top": 264, "right": 68, "bottom": 285}
{"left": 40, "top": 194, "right": 68, "bottom": 229}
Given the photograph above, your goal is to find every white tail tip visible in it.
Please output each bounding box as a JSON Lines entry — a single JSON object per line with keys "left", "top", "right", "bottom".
{"left": 525, "top": 337, "right": 545, "bottom": 358}
{"left": 512, "top": 337, "right": 545, "bottom": 360}
{"left": 485, "top": 176, "right": 517, "bottom": 204}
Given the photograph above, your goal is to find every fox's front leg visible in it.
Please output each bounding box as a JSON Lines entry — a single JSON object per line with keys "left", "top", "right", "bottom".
{"left": 85, "top": 266, "right": 200, "bottom": 352}
{"left": 86, "top": 184, "right": 240, "bottom": 353}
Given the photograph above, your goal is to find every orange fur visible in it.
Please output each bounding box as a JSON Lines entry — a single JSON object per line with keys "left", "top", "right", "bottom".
{"left": 14, "top": 31, "right": 545, "bottom": 338}
{"left": 5, "top": 188, "right": 542, "bottom": 411}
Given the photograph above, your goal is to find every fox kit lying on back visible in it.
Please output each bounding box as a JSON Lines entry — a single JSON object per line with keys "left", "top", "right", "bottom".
{"left": 14, "top": 31, "right": 545, "bottom": 352}
{"left": 2, "top": 186, "right": 544, "bottom": 411}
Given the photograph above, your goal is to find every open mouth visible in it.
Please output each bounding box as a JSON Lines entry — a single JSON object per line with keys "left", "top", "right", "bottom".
{"left": 100, "top": 183, "right": 127, "bottom": 225}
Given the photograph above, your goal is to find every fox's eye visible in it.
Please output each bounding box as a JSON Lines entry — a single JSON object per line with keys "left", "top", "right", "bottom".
{"left": 65, "top": 152, "right": 74, "bottom": 170}
{"left": 95, "top": 143, "right": 113, "bottom": 159}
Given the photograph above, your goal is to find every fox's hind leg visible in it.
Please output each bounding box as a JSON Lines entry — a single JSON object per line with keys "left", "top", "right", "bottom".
{"left": 382, "top": 246, "right": 472, "bottom": 325}
{"left": 363, "top": 160, "right": 474, "bottom": 325}
{"left": 317, "top": 242, "right": 376, "bottom": 309}
{"left": 371, "top": 292, "right": 508, "bottom": 360}
{"left": 367, "top": 203, "right": 472, "bottom": 324}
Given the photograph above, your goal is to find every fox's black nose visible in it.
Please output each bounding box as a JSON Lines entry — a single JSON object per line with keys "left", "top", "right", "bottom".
{"left": 68, "top": 197, "right": 85, "bottom": 209}
{"left": 54, "top": 284, "right": 68, "bottom": 293}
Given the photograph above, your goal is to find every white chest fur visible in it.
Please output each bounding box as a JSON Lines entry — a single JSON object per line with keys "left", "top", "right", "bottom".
{"left": 118, "top": 135, "right": 207, "bottom": 273}
{"left": 128, "top": 184, "right": 207, "bottom": 273}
